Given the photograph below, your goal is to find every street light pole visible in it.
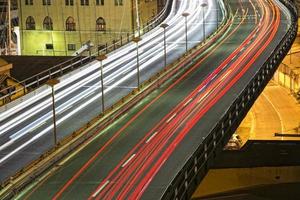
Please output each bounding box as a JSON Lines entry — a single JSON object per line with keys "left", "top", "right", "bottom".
{"left": 132, "top": 37, "right": 142, "bottom": 89}
{"left": 96, "top": 54, "right": 107, "bottom": 113}
{"left": 160, "top": 23, "right": 169, "bottom": 69}
{"left": 201, "top": 3, "right": 208, "bottom": 42}
{"left": 216, "top": 5, "right": 219, "bottom": 29}
{"left": 46, "top": 79, "right": 60, "bottom": 146}
{"left": 182, "top": 12, "right": 190, "bottom": 52}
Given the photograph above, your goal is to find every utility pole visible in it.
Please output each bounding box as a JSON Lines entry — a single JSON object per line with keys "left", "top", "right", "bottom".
{"left": 7, "top": 0, "right": 11, "bottom": 54}
{"left": 46, "top": 79, "right": 60, "bottom": 146}
{"left": 160, "top": 23, "right": 169, "bottom": 68}
{"left": 132, "top": 37, "right": 141, "bottom": 89}
{"left": 96, "top": 54, "right": 107, "bottom": 113}
{"left": 182, "top": 12, "right": 190, "bottom": 52}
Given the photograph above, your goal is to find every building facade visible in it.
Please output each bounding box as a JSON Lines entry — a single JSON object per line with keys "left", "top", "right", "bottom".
{"left": 18, "top": 0, "right": 158, "bottom": 56}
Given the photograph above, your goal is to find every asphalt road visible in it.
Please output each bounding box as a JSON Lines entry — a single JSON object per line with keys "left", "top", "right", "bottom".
{"left": 0, "top": 0, "right": 222, "bottom": 181}
{"left": 15, "top": 0, "right": 291, "bottom": 199}
{"left": 236, "top": 81, "right": 300, "bottom": 141}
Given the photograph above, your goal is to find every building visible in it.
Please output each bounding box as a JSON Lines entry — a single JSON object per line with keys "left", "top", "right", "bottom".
{"left": 18, "top": 0, "right": 158, "bottom": 56}
{"left": 0, "top": 58, "right": 25, "bottom": 105}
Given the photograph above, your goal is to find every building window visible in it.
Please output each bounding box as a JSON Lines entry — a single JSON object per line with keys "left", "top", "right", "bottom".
{"left": 26, "top": 16, "right": 35, "bottom": 30}
{"left": 68, "top": 44, "right": 76, "bottom": 51}
{"left": 115, "top": 0, "right": 123, "bottom": 6}
{"left": 43, "top": 16, "right": 53, "bottom": 30}
{"left": 66, "top": 16, "right": 76, "bottom": 31}
{"left": 42, "top": 0, "right": 51, "bottom": 5}
{"left": 45, "top": 44, "right": 53, "bottom": 49}
{"left": 96, "top": 17, "right": 106, "bottom": 31}
{"left": 65, "top": 0, "right": 74, "bottom": 5}
{"left": 25, "top": 0, "right": 33, "bottom": 5}
{"left": 96, "top": 0, "right": 104, "bottom": 5}
{"left": 80, "top": 0, "right": 89, "bottom": 5}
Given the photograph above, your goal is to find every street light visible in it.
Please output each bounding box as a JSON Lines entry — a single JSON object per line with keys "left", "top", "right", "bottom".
{"left": 160, "top": 23, "right": 169, "bottom": 69}
{"left": 96, "top": 54, "right": 107, "bottom": 113}
{"left": 201, "top": 3, "right": 208, "bottom": 42}
{"left": 46, "top": 79, "right": 60, "bottom": 146}
{"left": 216, "top": 6, "right": 219, "bottom": 29}
{"left": 132, "top": 37, "right": 142, "bottom": 89}
{"left": 182, "top": 12, "right": 190, "bottom": 52}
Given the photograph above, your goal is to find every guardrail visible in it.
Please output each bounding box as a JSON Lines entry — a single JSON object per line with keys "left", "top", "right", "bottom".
{"left": 0, "top": 2, "right": 230, "bottom": 199}
{"left": 161, "top": 0, "right": 298, "bottom": 199}
{"left": 0, "top": 0, "right": 173, "bottom": 106}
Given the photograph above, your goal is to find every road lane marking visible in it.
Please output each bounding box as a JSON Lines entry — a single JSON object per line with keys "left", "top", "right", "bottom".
{"left": 122, "top": 154, "right": 136, "bottom": 168}
{"left": 122, "top": 68, "right": 132, "bottom": 75}
{"left": 222, "top": 63, "right": 228, "bottom": 69}
{"left": 146, "top": 132, "right": 158, "bottom": 143}
{"left": 231, "top": 54, "right": 237, "bottom": 61}
{"left": 92, "top": 180, "right": 110, "bottom": 197}
{"left": 105, "top": 78, "right": 115, "bottom": 85}
{"left": 183, "top": 98, "right": 193, "bottom": 107}
{"left": 166, "top": 113, "right": 177, "bottom": 124}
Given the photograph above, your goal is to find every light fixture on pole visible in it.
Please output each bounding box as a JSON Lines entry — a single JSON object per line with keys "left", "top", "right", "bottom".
{"left": 96, "top": 54, "right": 107, "bottom": 113}
{"left": 132, "top": 37, "right": 142, "bottom": 89}
{"left": 46, "top": 79, "right": 60, "bottom": 146}
{"left": 160, "top": 23, "right": 169, "bottom": 69}
{"left": 201, "top": 3, "right": 208, "bottom": 42}
{"left": 182, "top": 12, "right": 190, "bottom": 52}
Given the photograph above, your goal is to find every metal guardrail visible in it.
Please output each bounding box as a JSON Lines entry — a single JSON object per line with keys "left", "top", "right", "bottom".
{"left": 0, "top": 3, "right": 231, "bottom": 199}
{"left": 0, "top": 0, "right": 173, "bottom": 106}
{"left": 161, "top": 0, "right": 298, "bottom": 199}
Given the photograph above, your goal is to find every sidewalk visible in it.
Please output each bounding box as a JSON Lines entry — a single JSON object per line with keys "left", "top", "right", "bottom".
{"left": 237, "top": 81, "right": 300, "bottom": 144}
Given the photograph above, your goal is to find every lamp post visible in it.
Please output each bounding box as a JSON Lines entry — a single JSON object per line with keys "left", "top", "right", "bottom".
{"left": 182, "top": 12, "right": 190, "bottom": 52}
{"left": 201, "top": 3, "right": 208, "bottom": 42}
{"left": 46, "top": 79, "right": 60, "bottom": 146}
{"left": 160, "top": 23, "right": 169, "bottom": 68}
{"left": 132, "top": 37, "right": 142, "bottom": 89}
{"left": 216, "top": 5, "right": 219, "bottom": 29}
{"left": 96, "top": 54, "right": 107, "bottom": 113}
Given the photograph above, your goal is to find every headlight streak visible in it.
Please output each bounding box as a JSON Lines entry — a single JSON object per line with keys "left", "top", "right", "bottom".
{"left": 0, "top": 0, "right": 217, "bottom": 165}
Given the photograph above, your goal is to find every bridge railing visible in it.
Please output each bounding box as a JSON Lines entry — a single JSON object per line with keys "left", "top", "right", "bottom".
{"left": 0, "top": 0, "right": 173, "bottom": 107}
{"left": 161, "top": 0, "right": 298, "bottom": 199}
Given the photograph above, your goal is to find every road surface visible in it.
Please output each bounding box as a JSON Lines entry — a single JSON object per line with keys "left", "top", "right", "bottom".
{"left": 0, "top": 0, "right": 222, "bottom": 181}
{"left": 16, "top": 0, "right": 291, "bottom": 199}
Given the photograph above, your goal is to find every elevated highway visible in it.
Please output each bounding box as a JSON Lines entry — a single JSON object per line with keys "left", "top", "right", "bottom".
{"left": 0, "top": 0, "right": 222, "bottom": 182}
{"left": 9, "top": 0, "right": 298, "bottom": 199}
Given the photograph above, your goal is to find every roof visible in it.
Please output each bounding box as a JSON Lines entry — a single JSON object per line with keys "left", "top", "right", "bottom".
{"left": 0, "top": 58, "right": 8, "bottom": 67}
{"left": 0, "top": 55, "right": 74, "bottom": 82}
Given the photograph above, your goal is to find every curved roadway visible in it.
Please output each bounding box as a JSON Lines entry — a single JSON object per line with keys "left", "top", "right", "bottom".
{"left": 15, "top": 0, "right": 292, "bottom": 199}
{"left": 0, "top": 0, "right": 221, "bottom": 181}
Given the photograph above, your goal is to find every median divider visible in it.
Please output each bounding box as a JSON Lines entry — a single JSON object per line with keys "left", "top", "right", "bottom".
{"left": 0, "top": 5, "right": 231, "bottom": 199}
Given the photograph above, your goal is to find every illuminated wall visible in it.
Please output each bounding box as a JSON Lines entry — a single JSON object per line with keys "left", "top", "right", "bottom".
{"left": 18, "top": 0, "right": 158, "bottom": 56}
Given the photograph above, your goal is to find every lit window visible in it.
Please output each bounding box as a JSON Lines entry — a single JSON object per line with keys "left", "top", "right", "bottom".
{"left": 115, "top": 0, "right": 123, "bottom": 6}
{"left": 45, "top": 44, "right": 53, "bottom": 49}
{"left": 65, "top": 0, "right": 74, "bottom": 5}
{"left": 80, "top": 0, "right": 89, "bottom": 5}
{"left": 68, "top": 44, "right": 76, "bottom": 51}
{"left": 25, "top": 0, "right": 33, "bottom": 5}
{"left": 96, "top": 17, "right": 106, "bottom": 31}
{"left": 42, "top": 0, "right": 51, "bottom": 5}
{"left": 66, "top": 16, "right": 76, "bottom": 31}
{"left": 26, "top": 16, "right": 35, "bottom": 30}
{"left": 96, "top": 0, "right": 104, "bottom": 5}
{"left": 43, "top": 16, "right": 53, "bottom": 30}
